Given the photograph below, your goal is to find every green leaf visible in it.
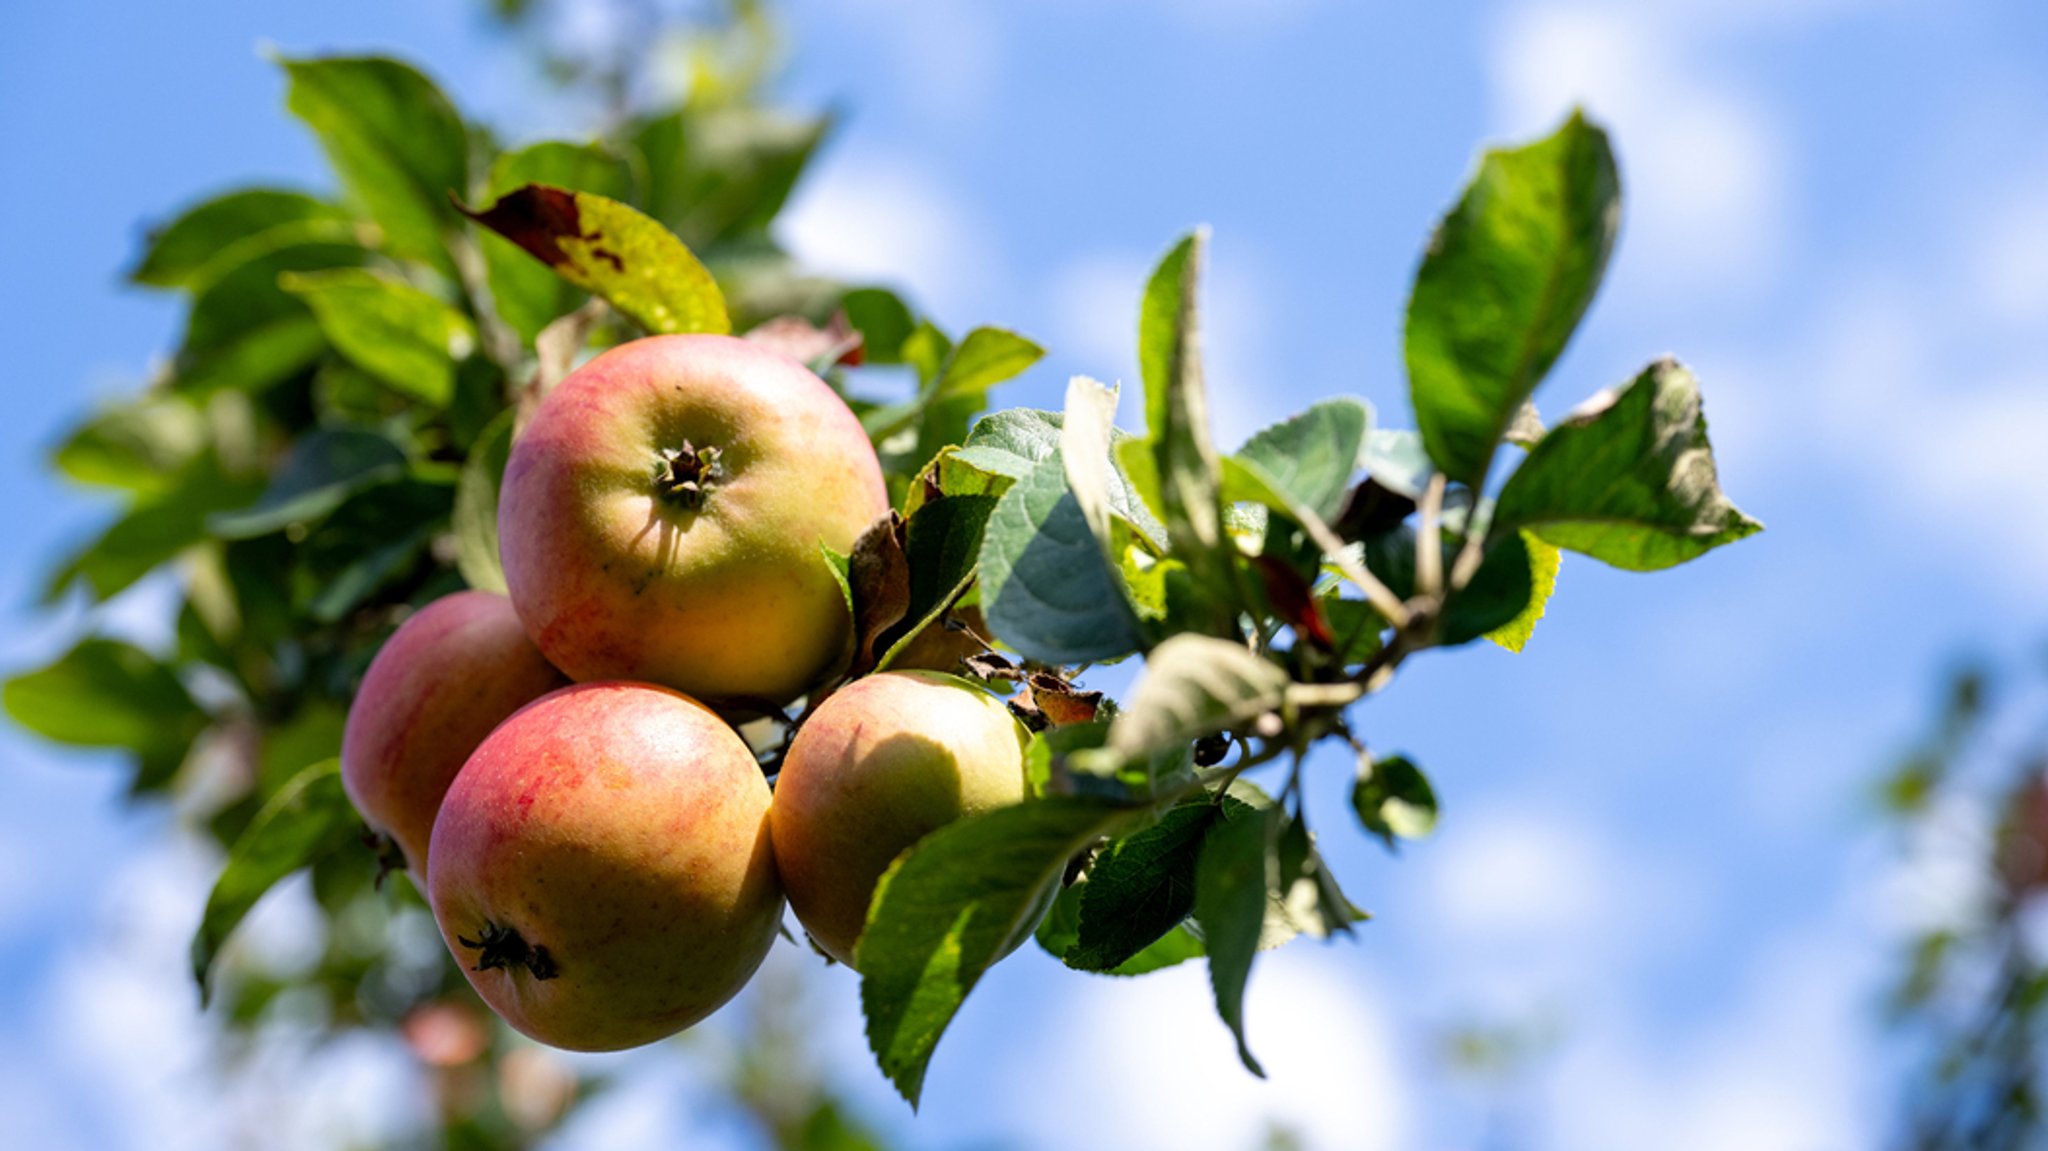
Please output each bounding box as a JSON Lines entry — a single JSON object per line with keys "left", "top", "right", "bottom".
{"left": 841, "top": 288, "right": 916, "bottom": 364}
{"left": 1360, "top": 428, "right": 1436, "bottom": 499}
{"left": 1359, "top": 523, "right": 1535, "bottom": 646}
{"left": 819, "top": 542, "right": 854, "bottom": 621}
{"left": 858, "top": 796, "right": 1137, "bottom": 1107}
{"left": 191, "top": 759, "right": 362, "bottom": 1001}
{"left": 1486, "top": 532, "right": 1560, "bottom": 652}
{"left": 281, "top": 269, "right": 474, "bottom": 406}
{"left": 280, "top": 55, "right": 469, "bottom": 273}
{"left": 1193, "top": 797, "right": 1278, "bottom": 1077}
{"left": 1352, "top": 752, "right": 1438, "bottom": 848}
{"left": 1106, "top": 634, "right": 1290, "bottom": 764}
{"left": 1139, "top": 231, "right": 1238, "bottom": 635}
{"left": 1274, "top": 814, "right": 1367, "bottom": 941}
{"left": 1406, "top": 111, "right": 1619, "bottom": 486}
{"left": 174, "top": 240, "right": 364, "bottom": 394}
{"left": 1234, "top": 398, "right": 1371, "bottom": 522}
{"left": 462, "top": 184, "right": 730, "bottom": 336}
{"left": 1319, "top": 598, "right": 1387, "bottom": 664}
{"left": 208, "top": 428, "right": 409, "bottom": 539}
{"left": 1491, "top": 359, "right": 1762, "bottom": 571}
{"left": 1069, "top": 796, "right": 1236, "bottom": 972}
{"left": 978, "top": 455, "right": 1147, "bottom": 666}
{"left": 1059, "top": 376, "right": 1147, "bottom": 614}
{"left": 4, "top": 638, "right": 206, "bottom": 757}
{"left": 51, "top": 395, "right": 208, "bottom": 494}
{"left": 480, "top": 141, "right": 635, "bottom": 342}
{"left": 634, "top": 106, "right": 832, "bottom": 248}
{"left": 131, "top": 189, "right": 353, "bottom": 290}
{"left": 930, "top": 327, "right": 1044, "bottom": 402}
{"left": 453, "top": 410, "right": 514, "bottom": 594}
{"left": 876, "top": 495, "right": 999, "bottom": 672}
{"left": 47, "top": 456, "right": 263, "bottom": 603}
{"left": 295, "top": 476, "right": 454, "bottom": 622}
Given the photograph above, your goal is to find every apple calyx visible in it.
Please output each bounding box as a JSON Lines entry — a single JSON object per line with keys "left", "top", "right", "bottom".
{"left": 652, "top": 441, "right": 722, "bottom": 510}
{"left": 456, "top": 921, "right": 560, "bottom": 981}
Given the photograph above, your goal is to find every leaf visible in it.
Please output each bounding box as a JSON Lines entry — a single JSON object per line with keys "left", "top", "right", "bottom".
{"left": 280, "top": 55, "right": 469, "bottom": 273}
{"left": 858, "top": 796, "right": 1137, "bottom": 1107}
{"left": 51, "top": 395, "right": 208, "bottom": 494}
{"left": 295, "top": 476, "right": 455, "bottom": 623}
{"left": 462, "top": 183, "right": 730, "bottom": 337}
{"left": 633, "top": 105, "right": 832, "bottom": 247}
{"left": 1491, "top": 359, "right": 1762, "bottom": 571}
{"left": 480, "top": 141, "right": 635, "bottom": 342}
{"left": 930, "top": 328, "right": 1044, "bottom": 402}
{"left": 1359, "top": 524, "right": 1535, "bottom": 647}
{"left": 978, "top": 455, "right": 1146, "bottom": 666}
{"left": 1352, "top": 752, "right": 1438, "bottom": 848}
{"left": 1068, "top": 796, "right": 1236, "bottom": 971}
{"left": 4, "top": 638, "right": 206, "bottom": 757}
{"left": 876, "top": 495, "right": 999, "bottom": 672}
{"left": 820, "top": 542, "right": 854, "bottom": 621}
{"left": 1359, "top": 428, "right": 1436, "bottom": 500}
{"left": 1139, "top": 231, "right": 1238, "bottom": 634}
{"left": 841, "top": 288, "right": 915, "bottom": 364}
{"left": 46, "top": 456, "right": 263, "bottom": 603}
{"left": 1486, "top": 532, "right": 1560, "bottom": 652}
{"left": 1193, "top": 797, "right": 1278, "bottom": 1076}
{"left": 846, "top": 513, "right": 912, "bottom": 676}
{"left": 131, "top": 188, "right": 353, "bottom": 290}
{"left": 1406, "top": 111, "right": 1619, "bottom": 486}
{"left": 1060, "top": 376, "right": 1138, "bottom": 586}
{"left": 280, "top": 269, "right": 474, "bottom": 406}
{"left": 1271, "top": 814, "right": 1367, "bottom": 940}
{"left": 453, "top": 411, "right": 514, "bottom": 593}
{"left": 947, "top": 409, "right": 1165, "bottom": 546}
{"left": 208, "top": 428, "right": 409, "bottom": 539}
{"left": 1106, "top": 634, "right": 1290, "bottom": 764}
{"left": 174, "top": 240, "right": 364, "bottom": 394}
{"left": 190, "top": 759, "right": 362, "bottom": 1001}
{"left": 1234, "top": 398, "right": 1371, "bottom": 521}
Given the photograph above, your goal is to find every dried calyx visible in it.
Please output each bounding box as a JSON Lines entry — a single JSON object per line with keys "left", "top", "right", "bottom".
{"left": 653, "top": 441, "right": 722, "bottom": 509}
{"left": 457, "top": 921, "right": 559, "bottom": 980}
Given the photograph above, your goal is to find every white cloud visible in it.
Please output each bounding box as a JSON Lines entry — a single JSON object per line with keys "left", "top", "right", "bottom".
{"left": 780, "top": 152, "right": 992, "bottom": 321}
{"left": 1006, "top": 946, "right": 1410, "bottom": 1151}
{"left": 1543, "top": 929, "right": 1877, "bottom": 1151}
{"left": 1487, "top": 4, "right": 1790, "bottom": 295}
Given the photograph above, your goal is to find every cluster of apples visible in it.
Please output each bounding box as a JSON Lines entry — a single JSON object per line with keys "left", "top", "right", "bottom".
{"left": 339, "top": 335, "right": 1031, "bottom": 1052}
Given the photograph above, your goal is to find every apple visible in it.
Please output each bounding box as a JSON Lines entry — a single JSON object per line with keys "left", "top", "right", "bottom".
{"left": 497, "top": 334, "right": 889, "bottom": 706}
{"left": 340, "top": 590, "right": 568, "bottom": 874}
{"left": 770, "top": 670, "right": 1031, "bottom": 967}
{"left": 426, "top": 680, "right": 783, "bottom": 1052}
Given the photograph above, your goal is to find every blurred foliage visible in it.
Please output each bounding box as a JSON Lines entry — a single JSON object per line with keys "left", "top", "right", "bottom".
{"left": 7, "top": 1, "right": 910, "bottom": 1146}
{"left": 1883, "top": 654, "right": 2048, "bottom": 1150}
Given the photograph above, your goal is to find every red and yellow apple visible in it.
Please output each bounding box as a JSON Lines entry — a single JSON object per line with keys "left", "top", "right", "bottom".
{"left": 426, "top": 681, "right": 783, "bottom": 1052}
{"left": 340, "top": 590, "right": 568, "bottom": 874}
{"left": 497, "top": 334, "right": 889, "bottom": 706}
{"left": 770, "top": 670, "right": 1031, "bottom": 967}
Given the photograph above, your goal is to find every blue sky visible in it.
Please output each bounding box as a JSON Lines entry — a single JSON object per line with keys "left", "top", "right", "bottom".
{"left": 5, "top": 1, "right": 2048, "bottom": 1147}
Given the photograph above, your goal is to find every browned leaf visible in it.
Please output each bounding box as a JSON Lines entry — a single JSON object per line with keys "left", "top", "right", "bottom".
{"left": 1253, "top": 555, "right": 1335, "bottom": 649}
{"left": 744, "top": 312, "right": 864, "bottom": 372}
{"left": 847, "top": 511, "right": 911, "bottom": 677}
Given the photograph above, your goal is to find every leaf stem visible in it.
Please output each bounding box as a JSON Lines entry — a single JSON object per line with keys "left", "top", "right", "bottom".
{"left": 1417, "top": 472, "right": 1447, "bottom": 600}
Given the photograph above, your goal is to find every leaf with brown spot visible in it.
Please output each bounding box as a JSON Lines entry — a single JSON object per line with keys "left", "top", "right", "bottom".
{"left": 459, "top": 183, "right": 730, "bottom": 337}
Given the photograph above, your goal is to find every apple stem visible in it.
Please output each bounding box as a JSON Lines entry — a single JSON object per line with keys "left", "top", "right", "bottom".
{"left": 653, "top": 441, "right": 721, "bottom": 509}
{"left": 456, "top": 921, "right": 560, "bottom": 981}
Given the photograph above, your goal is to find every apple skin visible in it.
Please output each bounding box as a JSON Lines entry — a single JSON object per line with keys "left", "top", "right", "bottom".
{"left": 427, "top": 681, "right": 784, "bottom": 1052}
{"left": 770, "top": 670, "right": 1031, "bottom": 967}
{"left": 497, "top": 334, "right": 889, "bottom": 706}
{"left": 340, "top": 590, "right": 568, "bottom": 875}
